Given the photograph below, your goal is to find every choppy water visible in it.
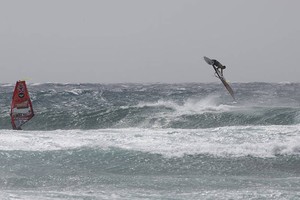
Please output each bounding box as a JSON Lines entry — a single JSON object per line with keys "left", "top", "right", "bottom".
{"left": 0, "top": 82, "right": 300, "bottom": 199}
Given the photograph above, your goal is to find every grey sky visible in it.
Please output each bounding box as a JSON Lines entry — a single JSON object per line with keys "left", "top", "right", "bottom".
{"left": 1, "top": 0, "right": 299, "bottom": 83}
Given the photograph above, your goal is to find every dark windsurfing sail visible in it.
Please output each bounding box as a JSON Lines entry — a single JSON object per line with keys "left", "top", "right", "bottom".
{"left": 10, "top": 80, "right": 34, "bottom": 130}
{"left": 204, "top": 56, "right": 235, "bottom": 100}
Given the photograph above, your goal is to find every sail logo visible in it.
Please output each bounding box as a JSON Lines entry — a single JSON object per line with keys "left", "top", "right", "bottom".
{"left": 17, "top": 83, "right": 25, "bottom": 98}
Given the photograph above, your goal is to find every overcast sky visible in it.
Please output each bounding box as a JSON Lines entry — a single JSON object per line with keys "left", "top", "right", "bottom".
{"left": 1, "top": 0, "right": 299, "bottom": 83}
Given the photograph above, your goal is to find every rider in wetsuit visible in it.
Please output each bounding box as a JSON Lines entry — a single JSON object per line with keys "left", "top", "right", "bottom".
{"left": 211, "top": 59, "right": 226, "bottom": 76}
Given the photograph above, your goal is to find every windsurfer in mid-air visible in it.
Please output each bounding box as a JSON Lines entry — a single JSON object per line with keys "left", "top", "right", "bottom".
{"left": 211, "top": 59, "right": 226, "bottom": 76}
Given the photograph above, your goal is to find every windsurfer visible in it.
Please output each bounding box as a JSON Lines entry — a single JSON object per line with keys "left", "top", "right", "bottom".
{"left": 10, "top": 81, "right": 34, "bottom": 130}
{"left": 211, "top": 59, "right": 226, "bottom": 76}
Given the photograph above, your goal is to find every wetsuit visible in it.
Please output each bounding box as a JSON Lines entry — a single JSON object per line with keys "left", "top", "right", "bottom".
{"left": 211, "top": 59, "right": 226, "bottom": 76}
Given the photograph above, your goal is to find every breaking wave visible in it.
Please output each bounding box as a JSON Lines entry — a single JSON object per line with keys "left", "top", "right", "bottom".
{"left": 0, "top": 83, "right": 300, "bottom": 130}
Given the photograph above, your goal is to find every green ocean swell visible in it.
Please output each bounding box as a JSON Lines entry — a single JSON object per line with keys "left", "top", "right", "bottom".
{"left": 0, "top": 83, "right": 300, "bottom": 130}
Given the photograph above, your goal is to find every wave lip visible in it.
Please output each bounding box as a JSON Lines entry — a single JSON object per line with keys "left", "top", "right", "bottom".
{"left": 137, "top": 95, "right": 235, "bottom": 114}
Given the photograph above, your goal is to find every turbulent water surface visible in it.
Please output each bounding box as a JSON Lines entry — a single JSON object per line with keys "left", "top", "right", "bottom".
{"left": 0, "top": 82, "right": 300, "bottom": 199}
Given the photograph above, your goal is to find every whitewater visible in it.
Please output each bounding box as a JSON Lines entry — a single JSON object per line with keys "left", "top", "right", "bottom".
{"left": 0, "top": 82, "right": 299, "bottom": 199}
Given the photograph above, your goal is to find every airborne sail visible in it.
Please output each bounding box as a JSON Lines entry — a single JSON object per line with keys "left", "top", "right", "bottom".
{"left": 204, "top": 56, "right": 236, "bottom": 100}
{"left": 10, "top": 80, "right": 34, "bottom": 130}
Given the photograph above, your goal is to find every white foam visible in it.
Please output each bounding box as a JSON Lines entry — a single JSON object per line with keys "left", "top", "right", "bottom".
{"left": 0, "top": 125, "right": 299, "bottom": 158}
{"left": 67, "top": 89, "right": 83, "bottom": 95}
{"left": 176, "top": 97, "right": 234, "bottom": 114}
{"left": 136, "top": 96, "right": 235, "bottom": 115}
{"left": 30, "top": 83, "right": 42, "bottom": 86}
{"left": 1, "top": 83, "right": 13, "bottom": 87}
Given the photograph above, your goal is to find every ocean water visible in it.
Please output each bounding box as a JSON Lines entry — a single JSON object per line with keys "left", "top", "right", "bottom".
{"left": 0, "top": 82, "right": 299, "bottom": 199}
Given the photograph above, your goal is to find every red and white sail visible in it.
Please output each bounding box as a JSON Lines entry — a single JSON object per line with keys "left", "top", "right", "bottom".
{"left": 10, "top": 80, "right": 34, "bottom": 130}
